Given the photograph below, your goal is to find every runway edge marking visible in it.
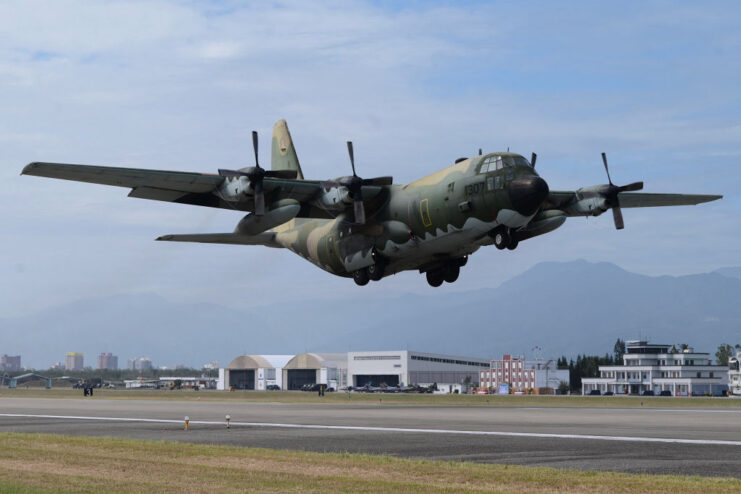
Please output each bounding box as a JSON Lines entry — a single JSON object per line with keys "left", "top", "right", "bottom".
{"left": 2, "top": 413, "right": 741, "bottom": 447}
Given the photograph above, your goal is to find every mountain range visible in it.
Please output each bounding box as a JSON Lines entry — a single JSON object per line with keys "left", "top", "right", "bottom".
{"left": 2, "top": 259, "right": 740, "bottom": 369}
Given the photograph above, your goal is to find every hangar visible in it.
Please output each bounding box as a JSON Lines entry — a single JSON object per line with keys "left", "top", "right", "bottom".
{"left": 282, "top": 353, "right": 347, "bottom": 390}
{"left": 348, "top": 350, "right": 489, "bottom": 388}
{"left": 221, "top": 355, "right": 293, "bottom": 390}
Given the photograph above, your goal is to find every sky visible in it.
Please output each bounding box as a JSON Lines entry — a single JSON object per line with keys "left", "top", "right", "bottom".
{"left": 1, "top": 0, "right": 739, "bottom": 319}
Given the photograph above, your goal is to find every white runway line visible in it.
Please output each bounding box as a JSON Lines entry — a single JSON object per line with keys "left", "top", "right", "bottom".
{"left": 2, "top": 413, "right": 741, "bottom": 446}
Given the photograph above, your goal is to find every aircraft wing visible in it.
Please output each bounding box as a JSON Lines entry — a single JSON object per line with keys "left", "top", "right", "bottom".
{"left": 545, "top": 190, "right": 722, "bottom": 213}
{"left": 612, "top": 192, "right": 722, "bottom": 208}
{"left": 21, "top": 162, "right": 324, "bottom": 211}
{"left": 156, "top": 232, "right": 280, "bottom": 248}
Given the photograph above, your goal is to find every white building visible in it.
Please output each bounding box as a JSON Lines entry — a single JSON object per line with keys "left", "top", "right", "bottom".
{"left": 348, "top": 350, "right": 489, "bottom": 388}
{"left": 282, "top": 353, "right": 347, "bottom": 390}
{"left": 127, "top": 357, "right": 153, "bottom": 371}
{"left": 729, "top": 353, "right": 741, "bottom": 396}
{"left": 582, "top": 340, "right": 728, "bottom": 396}
{"left": 222, "top": 355, "right": 293, "bottom": 390}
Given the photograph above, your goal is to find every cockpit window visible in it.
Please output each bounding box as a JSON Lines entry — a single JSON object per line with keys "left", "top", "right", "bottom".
{"left": 479, "top": 155, "right": 530, "bottom": 172}
{"left": 513, "top": 156, "right": 531, "bottom": 167}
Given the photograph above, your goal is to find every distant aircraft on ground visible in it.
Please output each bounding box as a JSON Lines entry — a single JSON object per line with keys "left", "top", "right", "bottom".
{"left": 22, "top": 120, "right": 722, "bottom": 287}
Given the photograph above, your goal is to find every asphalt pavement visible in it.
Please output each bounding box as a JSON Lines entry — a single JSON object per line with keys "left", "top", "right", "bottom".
{"left": 2, "top": 397, "right": 740, "bottom": 478}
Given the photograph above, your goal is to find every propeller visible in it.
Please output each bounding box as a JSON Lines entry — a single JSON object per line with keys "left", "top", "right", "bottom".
{"left": 600, "top": 152, "right": 643, "bottom": 230}
{"left": 531, "top": 152, "right": 537, "bottom": 168}
{"left": 322, "top": 141, "right": 392, "bottom": 224}
{"left": 218, "top": 131, "right": 297, "bottom": 215}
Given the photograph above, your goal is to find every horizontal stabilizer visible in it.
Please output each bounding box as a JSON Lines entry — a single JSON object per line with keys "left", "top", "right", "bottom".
{"left": 156, "top": 232, "right": 280, "bottom": 248}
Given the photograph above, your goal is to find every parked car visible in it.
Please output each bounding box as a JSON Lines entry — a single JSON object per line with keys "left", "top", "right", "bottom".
{"left": 588, "top": 390, "right": 601, "bottom": 396}
{"left": 266, "top": 384, "right": 280, "bottom": 391}
{"left": 603, "top": 391, "right": 614, "bottom": 396}
{"left": 642, "top": 390, "right": 655, "bottom": 396}
{"left": 659, "top": 390, "right": 672, "bottom": 397}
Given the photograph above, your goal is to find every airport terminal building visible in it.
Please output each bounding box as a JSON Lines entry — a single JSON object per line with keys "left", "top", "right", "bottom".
{"left": 582, "top": 340, "right": 729, "bottom": 396}
{"left": 347, "top": 350, "right": 489, "bottom": 388}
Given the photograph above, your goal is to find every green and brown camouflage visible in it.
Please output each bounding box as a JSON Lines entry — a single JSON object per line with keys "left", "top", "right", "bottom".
{"left": 21, "top": 119, "right": 723, "bottom": 287}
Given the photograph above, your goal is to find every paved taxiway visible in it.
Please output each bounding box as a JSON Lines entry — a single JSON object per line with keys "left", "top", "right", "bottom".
{"left": 2, "top": 397, "right": 741, "bottom": 478}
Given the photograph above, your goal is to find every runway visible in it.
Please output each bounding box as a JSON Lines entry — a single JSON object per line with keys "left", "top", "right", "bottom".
{"left": 2, "top": 397, "right": 741, "bottom": 478}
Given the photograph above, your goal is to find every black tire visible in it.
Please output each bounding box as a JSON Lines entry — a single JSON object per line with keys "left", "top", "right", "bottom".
{"left": 353, "top": 268, "right": 370, "bottom": 286}
{"left": 506, "top": 238, "right": 519, "bottom": 250}
{"left": 493, "top": 229, "right": 510, "bottom": 250}
{"left": 443, "top": 264, "right": 460, "bottom": 283}
{"left": 368, "top": 262, "right": 386, "bottom": 281}
{"left": 426, "top": 270, "right": 443, "bottom": 287}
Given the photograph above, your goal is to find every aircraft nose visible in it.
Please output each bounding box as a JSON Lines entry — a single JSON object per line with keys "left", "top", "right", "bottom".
{"left": 508, "top": 175, "right": 549, "bottom": 216}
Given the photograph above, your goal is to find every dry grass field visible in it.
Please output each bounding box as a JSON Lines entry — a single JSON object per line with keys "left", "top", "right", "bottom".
{"left": 0, "top": 432, "right": 739, "bottom": 494}
{"left": 1, "top": 387, "right": 740, "bottom": 408}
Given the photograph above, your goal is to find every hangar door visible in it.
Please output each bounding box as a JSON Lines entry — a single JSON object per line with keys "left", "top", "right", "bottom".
{"left": 230, "top": 370, "right": 255, "bottom": 390}
{"left": 354, "top": 375, "right": 399, "bottom": 387}
{"left": 287, "top": 369, "right": 317, "bottom": 390}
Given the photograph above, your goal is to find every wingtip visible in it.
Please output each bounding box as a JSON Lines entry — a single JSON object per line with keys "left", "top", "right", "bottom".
{"left": 21, "top": 162, "right": 39, "bottom": 175}
{"left": 155, "top": 235, "right": 172, "bottom": 241}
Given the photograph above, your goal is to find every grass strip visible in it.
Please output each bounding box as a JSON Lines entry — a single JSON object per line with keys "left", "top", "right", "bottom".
{"left": 0, "top": 432, "right": 739, "bottom": 494}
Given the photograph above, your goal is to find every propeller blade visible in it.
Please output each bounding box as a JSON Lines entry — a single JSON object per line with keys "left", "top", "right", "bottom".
{"left": 264, "top": 169, "right": 298, "bottom": 179}
{"left": 601, "top": 152, "right": 613, "bottom": 185}
{"left": 253, "top": 180, "right": 265, "bottom": 215}
{"left": 347, "top": 141, "right": 356, "bottom": 177}
{"left": 478, "top": 148, "right": 482, "bottom": 156}
{"left": 531, "top": 152, "right": 537, "bottom": 168}
{"left": 618, "top": 181, "right": 644, "bottom": 192}
{"left": 360, "top": 176, "right": 393, "bottom": 186}
{"left": 252, "top": 131, "right": 260, "bottom": 168}
{"left": 354, "top": 200, "right": 366, "bottom": 224}
{"left": 612, "top": 205, "right": 624, "bottom": 230}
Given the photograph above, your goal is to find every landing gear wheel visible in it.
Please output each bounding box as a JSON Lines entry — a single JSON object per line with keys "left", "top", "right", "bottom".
{"left": 506, "top": 238, "right": 519, "bottom": 250}
{"left": 353, "top": 268, "right": 370, "bottom": 286}
{"left": 493, "top": 228, "right": 511, "bottom": 250}
{"left": 367, "top": 262, "right": 386, "bottom": 281}
{"left": 443, "top": 264, "right": 460, "bottom": 283}
{"left": 426, "top": 270, "right": 444, "bottom": 287}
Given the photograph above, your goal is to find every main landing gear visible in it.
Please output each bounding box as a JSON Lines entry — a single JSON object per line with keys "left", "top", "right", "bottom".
{"left": 353, "top": 259, "right": 387, "bottom": 286}
{"left": 491, "top": 227, "right": 519, "bottom": 250}
{"left": 423, "top": 257, "right": 467, "bottom": 287}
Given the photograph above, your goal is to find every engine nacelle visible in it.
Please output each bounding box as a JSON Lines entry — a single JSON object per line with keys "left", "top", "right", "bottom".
{"left": 234, "top": 199, "right": 300, "bottom": 235}
{"left": 316, "top": 185, "right": 352, "bottom": 209}
{"left": 563, "top": 186, "right": 609, "bottom": 217}
{"left": 218, "top": 175, "right": 253, "bottom": 201}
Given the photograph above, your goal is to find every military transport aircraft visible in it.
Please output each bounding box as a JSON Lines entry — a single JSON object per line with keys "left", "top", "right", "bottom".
{"left": 22, "top": 120, "right": 722, "bottom": 287}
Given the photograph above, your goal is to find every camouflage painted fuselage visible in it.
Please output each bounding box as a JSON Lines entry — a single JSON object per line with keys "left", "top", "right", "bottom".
{"left": 273, "top": 153, "right": 546, "bottom": 278}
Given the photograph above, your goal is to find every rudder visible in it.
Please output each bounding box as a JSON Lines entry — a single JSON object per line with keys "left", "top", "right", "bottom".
{"left": 271, "top": 119, "right": 304, "bottom": 179}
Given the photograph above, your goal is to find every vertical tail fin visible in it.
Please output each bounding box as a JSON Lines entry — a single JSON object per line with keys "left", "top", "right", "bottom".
{"left": 271, "top": 119, "right": 304, "bottom": 180}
